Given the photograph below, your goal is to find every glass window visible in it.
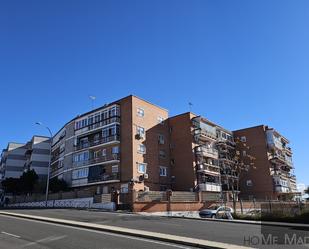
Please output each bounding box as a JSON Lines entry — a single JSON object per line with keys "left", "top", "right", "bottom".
{"left": 94, "top": 150, "right": 100, "bottom": 158}
{"left": 159, "top": 150, "right": 166, "bottom": 158}
{"left": 112, "top": 165, "right": 119, "bottom": 173}
{"left": 157, "top": 116, "right": 164, "bottom": 124}
{"left": 137, "top": 163, "right": 147, "bottom": 173}
{"left": 72, "top": 168, "right": 89, "bottom": 179}
{"left": 160, "top": 166, "right": 167, "bottom": 176}
{"left": 158, "top": 134, "right": 164, "bottom": 144}
{"left": 102, "top": 149, "right": 107, "bottom": 156}
{"left": 137, "top": 126, "right": 145, "bottom": 138}
{"left": 112, "top": 146, "right": 119, "bottom": 154}
{"left": 138, "top": 144, "right": 146, "bottom": 154}
{"left": 137, "top": 108, "right": 145, "bottom": 117}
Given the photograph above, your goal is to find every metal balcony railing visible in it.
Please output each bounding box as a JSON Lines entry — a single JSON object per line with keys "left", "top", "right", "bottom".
{"left": 75, "top": 135, "right": 120, "bottom": 151}
{"left": 75, "top": 116, "right": 120, "bottom": 134}
{"left": 195, "top": 147, "right": 218, "bottom": 158}
{"left": 73, "top": 153, "right": 120, "bottom": 167}
{"left": 88, "top": 173, "right": 120, "bottom": 183}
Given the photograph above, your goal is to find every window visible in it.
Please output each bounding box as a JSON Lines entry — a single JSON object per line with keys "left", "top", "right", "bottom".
{"left": 246, "top": 180, "right": 253, "bottom": 187}
{"left": 160, "top": 185, "right": 167, "bottom": 191}
{"left": 136, "top": 126, "right": 145, "bottom": 138}
{"left": 137, "top": 108, "right": 145, "bottom": 117}
{"left": 137, "top": 163, "right": 147, "bottom": 174}
{"left": 242, "top": 151, "right": 247, "bottom": 156}
{"left": 240, "top": 136, "right": 247, "bottom": 142}
{"left": 72, "top": 168, "right": 89, "bottom": 179}
{"left": 102, "top": 149, "right": 107, "bottom": 156}
{"left": 93, "top": 133, "right": 100, "bottom": 143}
{"left": 73, "top": 151, "right": 89, "bottom": 162}
{"left": 121, "top": 183, "right": 129, "bottom": 193}
{"left": 159, "top": 150, "right": 166, "bottom": 158}
{"left": 112, "top": 146, "right": 119, "bottom": 154}
{"left": 102, "top": 124, "right": 120, "bottom": 137}
{"left": 112, "top": 165, "right": 119, "bottom": 173}
{"left": 158, "top": 134, "right": 164, "bottom": 144}
{"left": 160, "top": 166, "right": 167, "bottom": 176}
{"left": 222, "top": 133, "right": 227, "bottom": 139}
{"left": 138, "top": 144, "right": 146, "bottom": 154}
{"left": 157, "top": 116, "right": 164, "bottom": 124}
{"left": 94, "top": 150, "right": 100, "bottom": 158}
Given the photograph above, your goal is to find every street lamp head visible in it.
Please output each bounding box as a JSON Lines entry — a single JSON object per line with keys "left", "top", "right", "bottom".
{"left": 35, "top": 122, "right": 43, "bottom": 126}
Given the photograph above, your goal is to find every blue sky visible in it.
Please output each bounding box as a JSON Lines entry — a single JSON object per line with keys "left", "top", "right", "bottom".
{"left": 0, "top": 0, "right": 308, "bottom": 186}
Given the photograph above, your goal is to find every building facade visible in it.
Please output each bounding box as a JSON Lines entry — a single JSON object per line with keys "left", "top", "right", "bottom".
{"left": 50, "top": 95, "right": 171, "bottom": 195}
{"left": 168, "top": 113, "right": 239, "bottom": 201}
{"left": 0, "top": 136, "right": 51, "bottom": 181}
{"left": 1, "top": 95, "right": 298, "bottom": 202}
{"left": 233, "top": 125, "right": 298, "bottom": 200}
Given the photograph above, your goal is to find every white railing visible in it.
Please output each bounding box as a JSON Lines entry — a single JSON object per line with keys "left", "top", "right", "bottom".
{"left": 199, "top": 183, "right": 221, "bottom": 192}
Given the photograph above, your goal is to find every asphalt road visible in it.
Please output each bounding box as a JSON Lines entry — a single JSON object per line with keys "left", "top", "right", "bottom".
{"left": 0, "top": 215, "right": 196, "bottom": 249}
{"left": 1, "top": 209, "right": 308, "bottom": 248}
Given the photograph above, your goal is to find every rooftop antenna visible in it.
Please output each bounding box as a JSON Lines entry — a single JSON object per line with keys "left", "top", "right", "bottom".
{"left": 189, "top": 102, "right": 193, "bottom": 112}
{"left": 89, "top": 95, "right": 96, "bottom": 110}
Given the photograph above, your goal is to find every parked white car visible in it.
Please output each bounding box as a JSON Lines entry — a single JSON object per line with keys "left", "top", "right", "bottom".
{"left": 199, "top": 205, "right": 234, "bottom": 219}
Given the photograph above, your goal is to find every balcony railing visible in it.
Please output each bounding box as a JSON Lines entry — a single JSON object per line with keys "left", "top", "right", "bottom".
{"left": 194, "top": 129, "right": 217, "bottom": 141}
{"left": 75, "top": 116, "right": 120, "bottom": 135}
{"left": 199, "top": 182, "right": 221, "bottom": 192}
{"left": 197, "top": 163, "right": 220, "bottom": 174}
{"left": 195, "top": 147, "right": 218, "bottom": 158}
{"left": 73, "top": 153, "right": 120, "bottom": 167}
{"left": 88, "top": 173, "right": 120, "bottom": 184}
{"left": 50, "top": 167, "right": 64, "bottom": 178}
{"left": 75, "top": 135, "right": 120, "bottom": 151}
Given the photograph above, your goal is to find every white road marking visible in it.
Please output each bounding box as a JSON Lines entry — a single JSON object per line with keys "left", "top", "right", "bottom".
{"left": 1, "top": 231, "right": 21, "bottom": 238}
{"left": 0, "top": 215, "right": 194, "bottom": 249}
{"left": 0, "top": 212, "right": 253, "bottom": 249}
{"left": 22, "top": 235, "right": 67, "bottom": 248}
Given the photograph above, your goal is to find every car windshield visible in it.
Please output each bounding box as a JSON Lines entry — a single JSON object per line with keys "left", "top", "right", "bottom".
{"left": 207, "top": 205, "right": 220, "bottom": 210}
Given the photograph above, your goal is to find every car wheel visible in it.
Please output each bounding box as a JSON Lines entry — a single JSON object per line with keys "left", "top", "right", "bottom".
{"left": 211, "top": 214, "right": 216, "bottom": 219}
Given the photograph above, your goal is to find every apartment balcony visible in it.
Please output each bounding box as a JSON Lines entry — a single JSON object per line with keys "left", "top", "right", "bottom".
{"left": 197, "top": 163, "right": 220, "bottom": 175}
{"left": 73, "top": 153, "right": 120, "bottom": 167}
{"left": 269, "top": 153, "right": 293, "bottom": 168}
{"left": 275, "top": 186, "right": 290, "bottom": 193}
{"left": 195, "top": 146, "right": 218, "bottom": 159}
{"left": 75, "top": 135, "right": 120, "bottom": 151}
{"left": 75, "top": 116, "right": 120, "bottom": 136}
{"left": 50, "top": 167, "right": 64, "bottom": 178}
{"left": 268, "top": 152, "right": 285, "bottom": 163}
{"left": 199, "top": 182, "right": 221, "bottom": 192}
{"left": 283, "top": 146, "right": 293, "bottom": 155}
{"left": 88, "top": 173, "right": 120, "bottom": 184}
{"left": 193, "top": 129, "right": 217, "bottom": 142}
{"left": 220, "top": 170, "right": 238, "bottom": 179}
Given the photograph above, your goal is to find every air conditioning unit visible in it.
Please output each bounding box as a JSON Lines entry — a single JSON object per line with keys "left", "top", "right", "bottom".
{"left": 143, "top": 173, "right": 149, "bottom": 179}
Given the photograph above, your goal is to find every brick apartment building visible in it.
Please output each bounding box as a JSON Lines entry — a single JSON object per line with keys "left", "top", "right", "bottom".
{"left": 50, "top": 95, "right": 170, "bottom": 195}
{"left": 0, "top": 136, "right": 51, "bottom": 181}
{"left": 169, "top": 113, "right": 239, "bottom": 201}
{"left": 0, "top": 95, "right": 298, "bottom": 202}
{"left": 233, "top": 125, "right": 298, "bottom": 200}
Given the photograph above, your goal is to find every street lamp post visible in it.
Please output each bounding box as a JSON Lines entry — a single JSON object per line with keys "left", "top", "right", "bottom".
{"left": 35, "top": 122, "right": 53, "bottom": 207}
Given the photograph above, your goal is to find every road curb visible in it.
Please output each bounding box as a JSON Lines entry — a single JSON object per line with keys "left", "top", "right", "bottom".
{"left": 0, "top": 211, "right": 252, "bottom": 249}
{"left": 157, "top": 214, "right": 309, "bottom": 228}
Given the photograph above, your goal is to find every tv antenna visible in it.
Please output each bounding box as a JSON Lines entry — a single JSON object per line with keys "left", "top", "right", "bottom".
{"left": 89, "top": 95, "right": 96, "bottom": 110}
{"left": 189, "top": 102, "right": 193, "bottom": 112}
